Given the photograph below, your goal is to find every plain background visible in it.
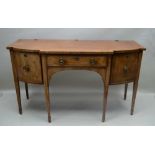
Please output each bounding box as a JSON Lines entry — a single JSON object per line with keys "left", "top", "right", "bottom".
{"left": 0, "top": 28, "right": 155, "bottom": 93}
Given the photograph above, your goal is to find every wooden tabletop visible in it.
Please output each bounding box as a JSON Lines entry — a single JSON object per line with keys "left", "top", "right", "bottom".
{"left": 7, "top": 39, "right": 146, "bottom": 54}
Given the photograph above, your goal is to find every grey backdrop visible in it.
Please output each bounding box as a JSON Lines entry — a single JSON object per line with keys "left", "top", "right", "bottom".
{"left": 0, "top": 28, "right": 154, "bottom": 93}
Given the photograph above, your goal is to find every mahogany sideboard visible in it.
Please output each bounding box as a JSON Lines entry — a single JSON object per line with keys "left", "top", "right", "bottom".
{"left": 7, "top": 39, "right": 146, "bottom": 123}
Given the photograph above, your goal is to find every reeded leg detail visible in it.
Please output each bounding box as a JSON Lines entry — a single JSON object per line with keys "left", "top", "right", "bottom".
{"left": 124, "top": 83, "right": 128, "bottom": 100}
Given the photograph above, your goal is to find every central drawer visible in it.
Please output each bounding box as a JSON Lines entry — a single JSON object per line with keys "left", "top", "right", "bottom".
{"left": 47, "top": 55, "right": 107, "bottom": 67}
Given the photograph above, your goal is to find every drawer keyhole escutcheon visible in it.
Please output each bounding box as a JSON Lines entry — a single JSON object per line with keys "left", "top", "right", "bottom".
{"left": 74, "top": 56, "right": 80, "bottom": 61}
{"left": 59, "top": 57, "right": 65, "bottom": 65}
{"left": 123, "top": 65, "right": 128, "bottom": 74}
{"left": 23, "top": 65, "right": 30, "bottom": 72}
{"left": 90, "top": 58, "right": 97, "bottom": 65}
{"left": 24, "top": 54, "right": 28, "bottom": 57}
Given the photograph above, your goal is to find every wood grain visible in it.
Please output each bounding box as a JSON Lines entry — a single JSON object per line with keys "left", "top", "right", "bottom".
{"left": 7, "top": 40, "right": 146, "bottom": 123}
{"left": 47, "top": 55, "right": 107, "bottom": 67}
{"left": 110, "top": 52, "right": 139, "bottom": 84}
{"left": 42, "top": 55, "right": 51, "bottom": 122}
{"left": 10, "top": 50, "right": 22, "bottom": 114}
{"left": 130, "top": 51, "right": 143, "bottom": 115}
{"left": 7, "top": 39, "right": 146, "bottom": 54}
{"left": 14, "top": 51, "right": 43, "bottom": 84}
{"left": 102, "top": 56, "right": 112, "bottom": 122}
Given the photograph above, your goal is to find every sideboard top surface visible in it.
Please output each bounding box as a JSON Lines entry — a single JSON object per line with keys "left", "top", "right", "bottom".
{"left": 7, "top": 39, "right": 146, "bottom": 54}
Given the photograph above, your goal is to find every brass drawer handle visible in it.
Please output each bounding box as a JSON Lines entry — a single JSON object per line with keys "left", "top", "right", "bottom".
{"left": 59, "top": 57, "right": 65, "bottom": 65}
{"left": 123, "top": 65, "right": 128, "bottom": 74}
{"left": 90, "top": 58, "right": 97, "bottom": 65}
{"left": 23, "top": 65, "right": 30, "bottom": 72}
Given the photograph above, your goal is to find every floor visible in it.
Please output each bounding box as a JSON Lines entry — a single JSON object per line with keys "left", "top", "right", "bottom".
{"left": 0, "top": 87, "right": 155, "bottom": 126}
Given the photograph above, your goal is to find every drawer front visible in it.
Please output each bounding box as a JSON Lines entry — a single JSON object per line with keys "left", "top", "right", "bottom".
{"left": 110, "top": 53, "right": 139, "bottom": 84}
{"left": 47, "top": 55, "right": 107, "bottom": 67}
{"left": 15, "top": 52, "right": 42, "bottom": 83}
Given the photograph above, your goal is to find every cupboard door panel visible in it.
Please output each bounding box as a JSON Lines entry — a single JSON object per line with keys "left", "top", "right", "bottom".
{"left": 110, "top": 52, "right": 139, "bottom": 84}
{"left": 15, "top": 52, "right": 42, "bottom": 84}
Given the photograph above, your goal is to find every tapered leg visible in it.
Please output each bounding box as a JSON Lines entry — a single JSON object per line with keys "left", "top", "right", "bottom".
{"left": 25, "top": 83, "right": 29, "bottom": 99}
{"left": 101, "top": 56, "right": 112, "bottom": 122}
{"left": 130, "top": 52, "right": 143, "bottom": 115}
{"left": 130, "top": 80, "right": 138, "bottom": 115}
{"left": 102, "top": 84, "right": 109, "bottom": 122}
{"left": 10, "top": 51, "right": 22, "bottom": 114}
{"left": 14, "top": 80, "right": 22, "bottom": 114}
{"left": 42, "top": 55, "right": 51, "bottom": 123}
{"left": 44, "top": 84, "right": 51, "bottom": 122}
{"left": 124, "top": 83, "right": 128, "bottom": 100}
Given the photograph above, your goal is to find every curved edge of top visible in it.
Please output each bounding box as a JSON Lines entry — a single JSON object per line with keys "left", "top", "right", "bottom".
{"left": 113, "top": 48, "right": 146, "bottom": 53}
{"left": 6, "top": 39, "right": 146, "bottom": 54}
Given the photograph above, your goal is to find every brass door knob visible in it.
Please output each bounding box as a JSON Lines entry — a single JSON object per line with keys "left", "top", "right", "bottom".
{"left": 90, "top": 58, "right": 97, "bottom": 65}
{"left": 23, "top": 65, "right": 30, "bottom": 72}
{"left": 123, "top": 65, "right": 128, "bottom": 74}
{"left": 59, "top": 57, "right": 65, "bottom": 65}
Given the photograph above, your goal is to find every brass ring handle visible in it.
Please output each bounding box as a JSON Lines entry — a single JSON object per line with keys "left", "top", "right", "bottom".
{"left": 23, "top": 65, "right": 30, "bottom": 72}
{"left": 59, "top": 57, "right": 65, "bottom": 65}
{"left": 123, "top": 65, "right": 128, "bottom": 74}
{"left": 90, "top": 58, "right": 97, "bottom": 65}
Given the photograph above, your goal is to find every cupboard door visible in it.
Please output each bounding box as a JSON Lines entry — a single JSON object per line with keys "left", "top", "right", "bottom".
{"left": 15, "top": 52, "right": 42, "bottom": 84}
{"left": 110, "top": 52, "right": 139, "bottom": 84}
